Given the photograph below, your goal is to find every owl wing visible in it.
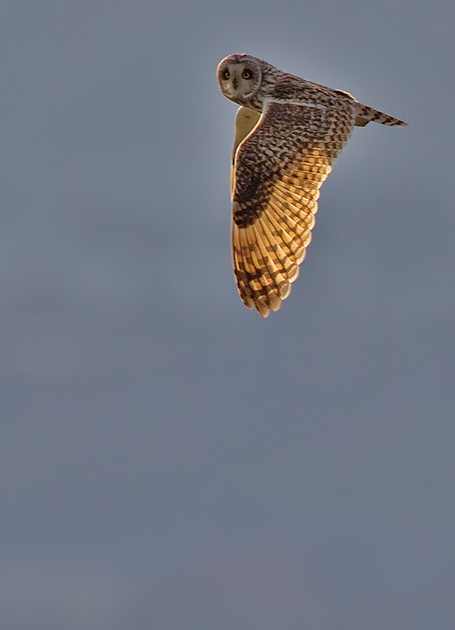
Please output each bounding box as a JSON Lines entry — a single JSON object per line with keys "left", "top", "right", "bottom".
{"left": 231, "top": 98, "right": 356, "bottom": 317}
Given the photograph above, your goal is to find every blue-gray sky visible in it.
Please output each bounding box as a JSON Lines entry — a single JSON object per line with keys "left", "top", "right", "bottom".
{"left": 1, "top": 1, "right": 454, "bottom": 628}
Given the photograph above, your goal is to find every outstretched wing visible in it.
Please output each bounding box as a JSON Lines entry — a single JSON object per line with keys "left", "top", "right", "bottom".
{"left": 231, "top": 98, "right": 356, "bottom": 317}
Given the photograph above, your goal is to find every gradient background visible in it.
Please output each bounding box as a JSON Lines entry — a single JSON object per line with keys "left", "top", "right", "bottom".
{"left": 2, "top": 1, "right": 454, "bottom": 628}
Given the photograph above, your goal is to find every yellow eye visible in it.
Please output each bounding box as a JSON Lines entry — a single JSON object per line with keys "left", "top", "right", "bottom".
{"left": 242, "top": 70, "right": 251, "bottom": 79}
{"left": 223, "top": 70, "right": 230, "bottom": 80}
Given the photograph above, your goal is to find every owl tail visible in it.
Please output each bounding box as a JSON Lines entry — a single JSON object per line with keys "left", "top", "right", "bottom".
{"left": 355, "top": 102, "right": 408, "bottom": 127}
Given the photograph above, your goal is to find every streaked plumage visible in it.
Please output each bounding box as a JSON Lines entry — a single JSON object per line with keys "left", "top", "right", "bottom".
{"left": 217, "top": 53, "right": 407, "bottom": 317}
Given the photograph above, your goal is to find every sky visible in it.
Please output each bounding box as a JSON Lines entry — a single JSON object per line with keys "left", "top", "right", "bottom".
{"left": 1, "top": 1, "right": 454, "bottom": 628}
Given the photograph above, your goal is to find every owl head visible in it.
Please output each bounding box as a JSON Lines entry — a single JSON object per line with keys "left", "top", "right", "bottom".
{"left": 217, "top": 54, "right": 263, "bottom": 105}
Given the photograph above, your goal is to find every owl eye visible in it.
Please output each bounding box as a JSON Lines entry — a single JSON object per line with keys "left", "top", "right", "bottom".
{"left": 223, "top": 70, "right": 230, "bottom": 80}
{"left": 242, "top": 70, "right": 252, "bottom": 80}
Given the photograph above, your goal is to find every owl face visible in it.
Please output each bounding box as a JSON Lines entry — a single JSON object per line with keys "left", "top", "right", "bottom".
{"left": 217, "top": 54, "right": 262, "bottom": 105}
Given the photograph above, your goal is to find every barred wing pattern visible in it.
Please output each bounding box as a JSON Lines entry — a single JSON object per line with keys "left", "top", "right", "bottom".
{"left": 231, "top": 99, "right": 356, "bottom": 317}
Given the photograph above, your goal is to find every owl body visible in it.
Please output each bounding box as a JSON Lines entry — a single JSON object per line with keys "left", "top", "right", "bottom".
{"left": 217, "top": 54, "right": 407, "bottom": 317}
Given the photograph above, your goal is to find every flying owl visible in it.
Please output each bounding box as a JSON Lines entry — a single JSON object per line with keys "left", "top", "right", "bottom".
{"left": 217, "top": 53, "right": 407, "bottom": 317}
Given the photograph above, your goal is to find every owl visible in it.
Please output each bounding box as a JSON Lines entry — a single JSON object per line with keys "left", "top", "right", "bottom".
{"left": 217, "top": 53, "right": 407, "bottom": 317}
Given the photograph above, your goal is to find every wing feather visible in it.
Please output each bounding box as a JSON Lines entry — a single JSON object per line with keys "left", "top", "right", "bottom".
{"left": 253, "top": 220, "right": 291, "bottom": 299}
{"left": 251, "top": 223, "right": 289, "bottom": 308}
{"left": 270, "top": 196, "right": 317, "bottom": 233}
{"left": 256, "top": 212, "right": 299, "bottom": 280}
{"left": 232, "top": 223, "right": 255, "bottom": 309}
{"left": 262, "top": 203, "right": 305, "bottom": 272}
{"left": 244, "top": 226, "right": 274, "bottom": 317}
{"left": 231, "top": 99, "right": 356, "bottom": 315}
{"left": 267, "top": 195, "right": 313, "bottom": 242}
{"left": 264, "top": 204, "right": 309, "bottom": 261}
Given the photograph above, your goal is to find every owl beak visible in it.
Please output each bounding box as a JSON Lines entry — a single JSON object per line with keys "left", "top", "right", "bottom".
{"left": 232, "top": 77, "right": 239, "bottom": 90}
